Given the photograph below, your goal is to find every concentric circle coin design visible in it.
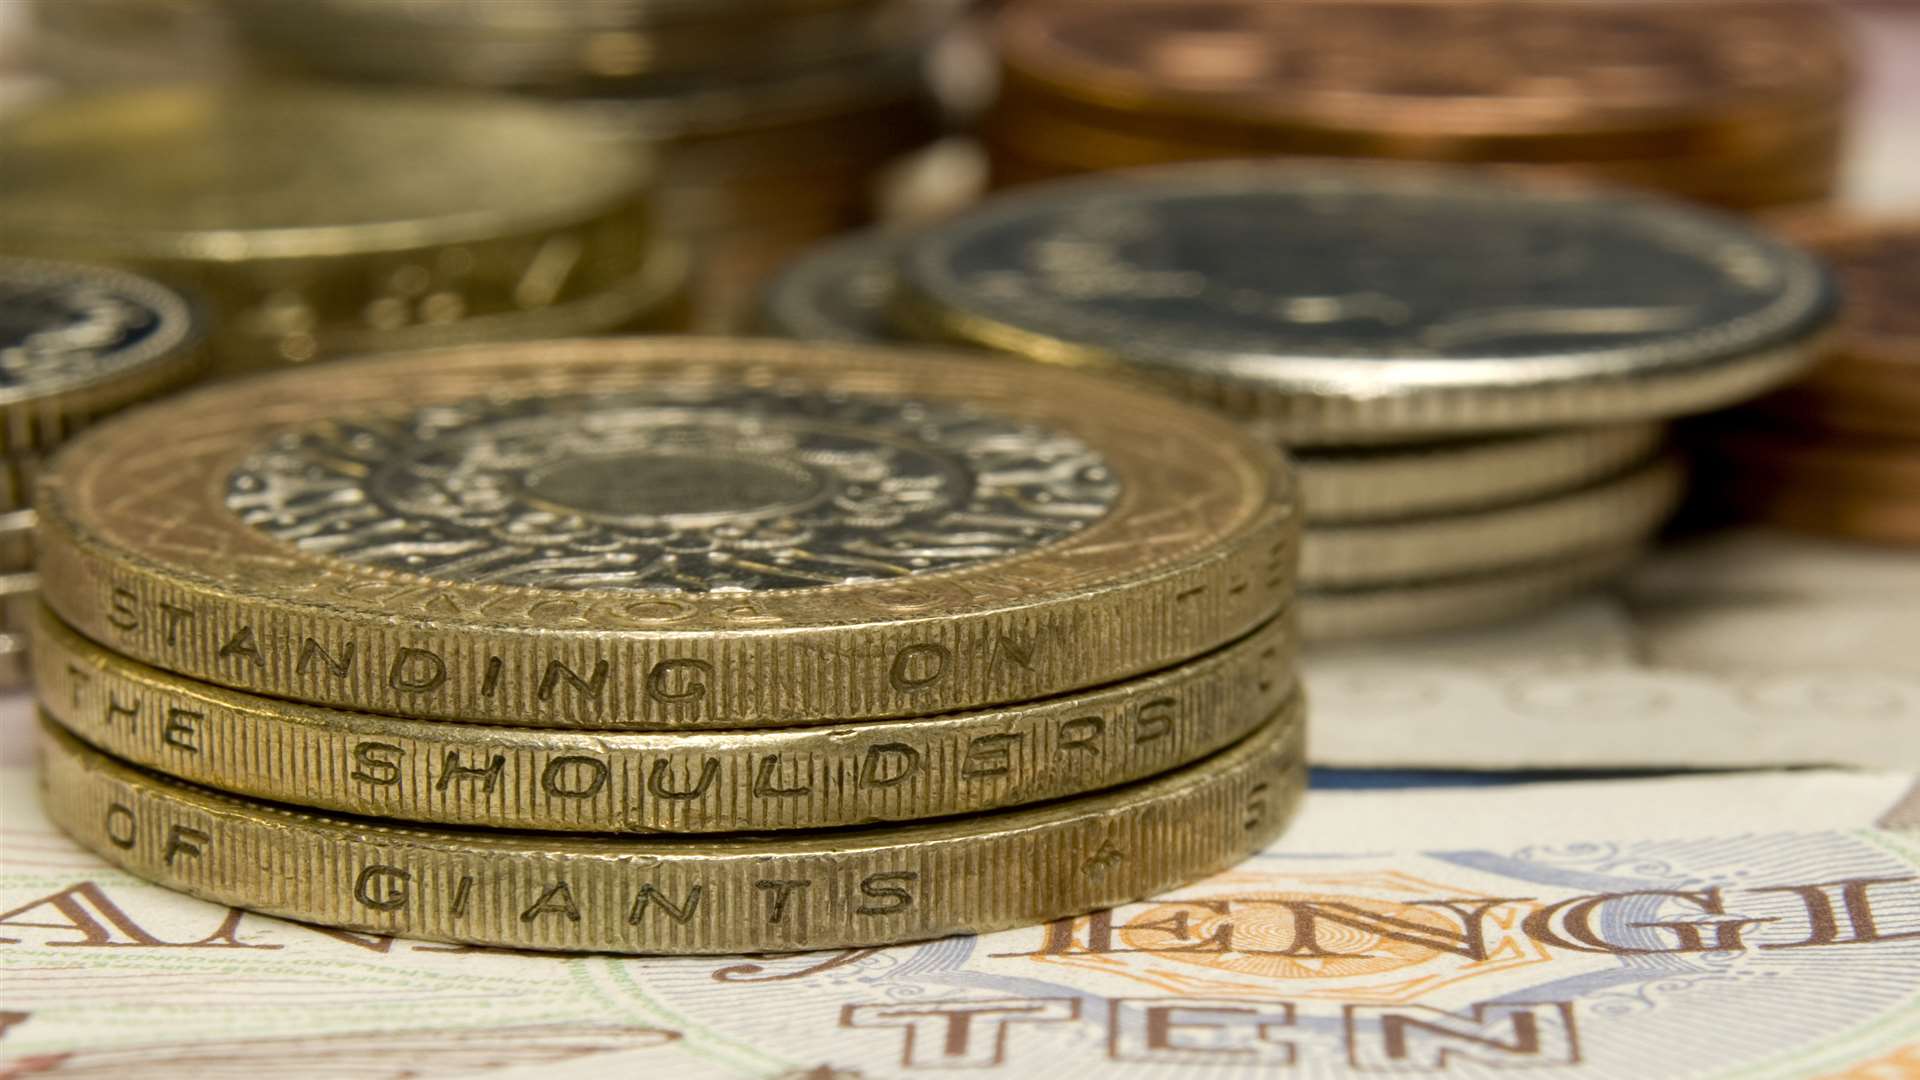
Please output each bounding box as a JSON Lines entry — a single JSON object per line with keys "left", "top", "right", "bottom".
{"left": 38, "top": 338, "right": 1296, "bottom": 728}
{"left": 227, "top": 388, "right": 1119, "bottom": 592}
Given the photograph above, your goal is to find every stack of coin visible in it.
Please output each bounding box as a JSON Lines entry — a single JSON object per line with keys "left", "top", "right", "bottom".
{"left": 212, "top": 0, "right": 956, "bottom": 330}
{"left": 982, "top": 0, "right": 1855, "bottom": 212}
{"left": 760, "top": 163, "right": 1837, "bottom": 638}
{"left": 0, "top": 257, "right": 207, "bottom": 686}
{"left": 1697, "top": 220, "right": 1920, "bottom": 545}
{"left": 0, "top": 84, "right": 680, "bottom": 376}
{"left": 31, "top": 337, "right": 1306, "bottom": 953}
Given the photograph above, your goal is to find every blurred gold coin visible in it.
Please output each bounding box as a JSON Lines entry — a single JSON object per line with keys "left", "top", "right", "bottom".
{"left": 0, "top": 85, "right": 658, "bottom": 371}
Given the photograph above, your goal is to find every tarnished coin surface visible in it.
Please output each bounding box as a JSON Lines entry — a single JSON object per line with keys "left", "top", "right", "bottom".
{"left": 893, "top": 164, "right": 1836, "bottom": 442}
{"left": 1300, "top": 455, "right": 1682, "bottom": 587}
{"left": 38, "top": 712, "right": 1304, "bottom": 954}
{"left": 38, "top": 338, "right": 1297, "bottom": 728}
{"left": 36, "top": 608, "right": 1297, "bottom": 832}
{"left": 0, "top": 86, "right": 655, "bottom": 369}
{"left": 1302, "top": 546, "right": 1640, "bottom": 641}
{"left": 0, "top": 257, "right": 204, "bottom": 452}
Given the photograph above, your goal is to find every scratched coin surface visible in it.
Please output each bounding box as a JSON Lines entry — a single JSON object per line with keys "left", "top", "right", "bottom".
{"left": 39, "top": 712, "right": 1303, "bottom": 954}
{"left": 0, "top": 257, "right": 204, "bottom": 452}
{"left": 38, "top": 338, "right": 1296, "bottom": 728}
{"left": 0, "top": 86, "right": 654, "bottom": 370}
{"left": 893, "top": 163, "right": 1836, "bottom": 443}
{"left": 36, "top": 608, "right": 1296, "bottom": 831}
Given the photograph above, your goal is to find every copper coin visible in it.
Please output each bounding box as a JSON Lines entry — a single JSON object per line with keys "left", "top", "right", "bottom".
{"left": 996, "top": 0, "right": 1852, "bottom": 147}
{"left": 1707, "top": 426, "right": 1920, "bottom": 545}
{"left": 1745, "top": 218, "right": 1920, "bottom": 439}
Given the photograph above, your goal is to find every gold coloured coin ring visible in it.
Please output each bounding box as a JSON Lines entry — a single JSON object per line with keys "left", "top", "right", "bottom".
{"left": 38, "top": 713, "right": 1305, "bottom": 955}
{"left": 35, "top": 608, "right": 1299, "bottom": 832}
{"left": 38, "top": 338, "right": 1298, "bottom": 728}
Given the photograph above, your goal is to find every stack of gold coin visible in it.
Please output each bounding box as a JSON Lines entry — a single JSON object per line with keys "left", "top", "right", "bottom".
{"left": 0, "top": 84, "right": 680, "bottom": 376}
{"left": 0, "top": 257, "right": 207, "bottom": 686}
{"left": 982, "top": 0, "right": 1855, "bottom": 212}
{"left": 210, "top": 0, "right": 956, "bottom": 330}
{"left": 760, "top": 163, "right": 1837, "bottom": 638}
{"left": 1697, "top": 220, "right": 1920, "bottom": 545}
{"left": 31, "top": 337, "right": 1306, "bottom": 953}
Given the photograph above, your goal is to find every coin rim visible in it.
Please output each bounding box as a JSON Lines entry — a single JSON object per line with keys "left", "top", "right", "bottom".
{"left": 38, "top": 710, "right": 1305, "bottom": 954}
{"left": 37, "top": 337, "right": 1298, "bottom": 727}
{"left": 34, "top": 605, "right": 1301, "bottom": 832}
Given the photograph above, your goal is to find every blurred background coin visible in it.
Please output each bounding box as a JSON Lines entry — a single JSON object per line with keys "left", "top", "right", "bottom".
{"left": 0, "top": 85, "right": 671, "bottom": 374}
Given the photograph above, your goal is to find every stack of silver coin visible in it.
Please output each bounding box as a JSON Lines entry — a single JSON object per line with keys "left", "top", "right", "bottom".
{"left": 0, "top": 257, "right": 207, "bottom": 682}
{"left": 759, "top": 163, "right": 1838, "bottom": 639}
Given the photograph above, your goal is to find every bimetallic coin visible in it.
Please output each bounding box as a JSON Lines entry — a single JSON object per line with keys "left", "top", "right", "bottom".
{"left": 1300, "top": 456, "right": 1682, "bottom": 588}
{"left": 893, "top": 164, "right": 1836, "bottom": 443}
{"left": 1747, "top": 218, "right": 1920, "bottom": 440}
{"left": 0, "top": 87, "right": 654, "bottom": 369}
{"left": 39, "top": 712, "right": 1303, "bottom": 955}
{"left": 1303, "top": 546, "right": 1640, "bottom": 641}
{"left": 39, "top": 338, "right": 1297, "bottom": 728}
{"left": 1295, "top": 425, "right": 1663, "bottom": 524}
{"left": 36, "top": 608, "right": 1297, "bottom": 832}
{"left": 0, "top": 258, "right": 205, "bottom": 453}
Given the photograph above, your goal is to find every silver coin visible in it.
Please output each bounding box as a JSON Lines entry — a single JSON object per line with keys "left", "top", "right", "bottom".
{"left": 1295, "top": 425, "right": 1666, "bottom": 523}
{"left": 1303, "top": 546, "right": 1641, "bottom": 641}
{"left": 1300, "top": 455, "right": 1682, "bottom": 588}
{"left": 893, "top": 163, "right": 1836, "bottom": 443}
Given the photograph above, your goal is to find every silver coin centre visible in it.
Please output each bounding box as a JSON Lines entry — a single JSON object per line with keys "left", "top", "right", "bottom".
{"left": 519, "top": 451, "right": 827, "bottom": 526}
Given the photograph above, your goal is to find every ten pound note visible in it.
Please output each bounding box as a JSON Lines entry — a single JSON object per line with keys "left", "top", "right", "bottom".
{"left": 4, "top": 750, "right": 1916, "bottom": 1079}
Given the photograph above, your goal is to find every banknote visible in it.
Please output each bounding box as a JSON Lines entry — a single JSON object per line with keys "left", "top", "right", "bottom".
{"left": 1308, "top": 529, "right": 1920, "bottom": 772}
{"left": 4, "top": 760, "right": 1917, "bottom": 1079}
